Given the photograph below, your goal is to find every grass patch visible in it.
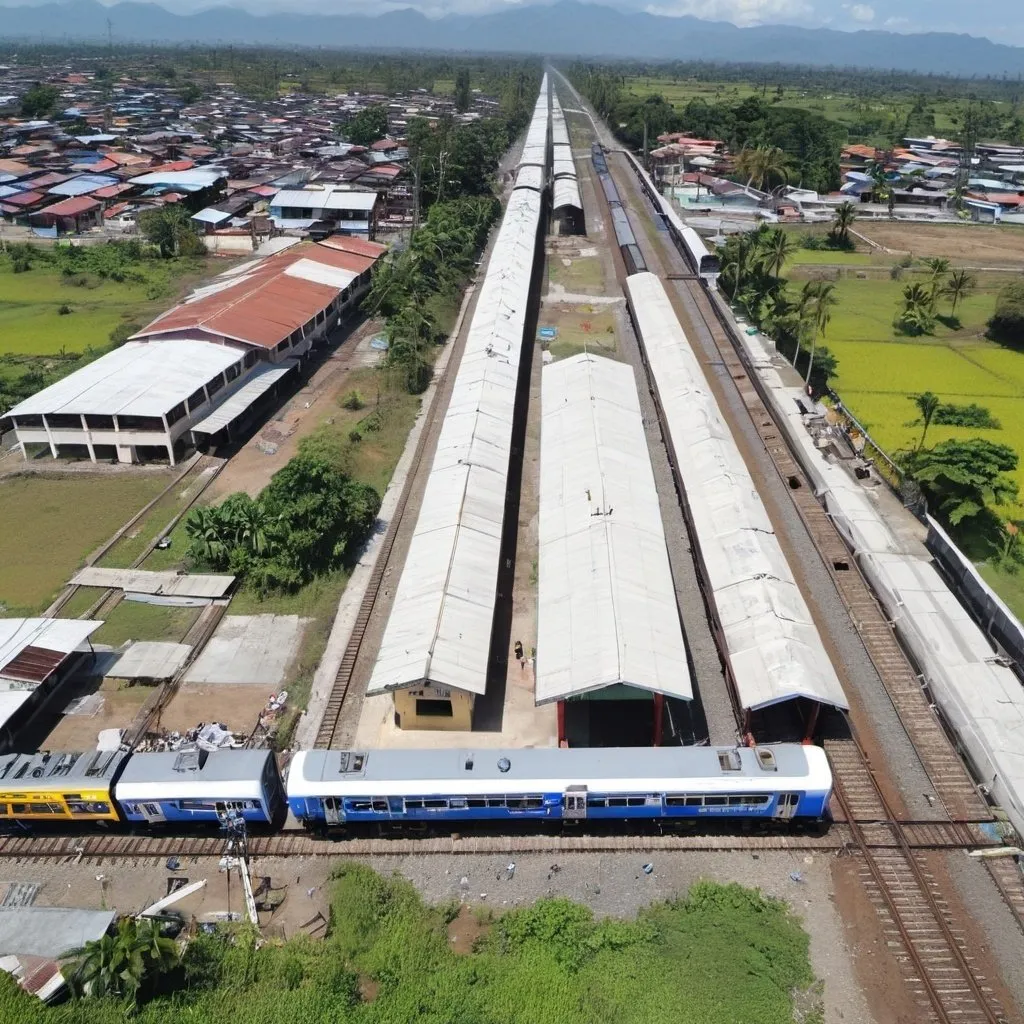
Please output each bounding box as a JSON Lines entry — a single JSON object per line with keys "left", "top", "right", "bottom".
{"left": 0, "top": 866, "right": 821, "bottom": 1024}
{"left": 548, "top": 253, "right": 605, "bottom": 294}
{"left": 0, "top": 472, "right": 172, "bottom": 615}
{"left": 979, "top": 563, "right": 1024, "bottom": 622}
{"left": 543, "top": 306, "right": 618, "bottom": 361}
{"left": 91, "top": 601, "right": 200, "bottom": 647}
{"left": 785, "top": 249, "right": 875, "bottom": 267}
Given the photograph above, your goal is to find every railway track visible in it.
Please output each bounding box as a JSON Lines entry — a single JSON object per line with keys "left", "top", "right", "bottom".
{"left": 0, "top": 819, "right": 1001, "bottom": 861}
{"left": 312, "top": 278, "right": 480, "bottom": 749}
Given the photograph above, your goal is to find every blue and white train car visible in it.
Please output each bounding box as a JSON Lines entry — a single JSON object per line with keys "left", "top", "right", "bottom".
{"left": 114, "top": 749, "right": 284, "bottom": 826}
{"left": 286, "top": 745, "right": 832, "bottom": 829}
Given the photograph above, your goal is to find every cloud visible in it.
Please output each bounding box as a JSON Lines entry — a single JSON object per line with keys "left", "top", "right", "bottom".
{"left": 643, "top": 0, "right": 814, "bottom": 28}
{"left": 844, "top": 2, "right": 874, "bottom": 21}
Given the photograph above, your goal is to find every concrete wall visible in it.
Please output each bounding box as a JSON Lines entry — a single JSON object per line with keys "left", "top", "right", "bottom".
{"left": 393, "top": 686, "right": 474, "bottom": 731}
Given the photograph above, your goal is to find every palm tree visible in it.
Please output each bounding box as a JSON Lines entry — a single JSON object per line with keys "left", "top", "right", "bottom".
{"left": 913, "top": 391, "right": 941, "bottom": 450}
{"left": 829, "top": 201, "right": 857, "bottom": 247}
{"left": 804, "top": 281, "right": 838, "bottom": 387}
{"left": 758, "top": 228, "right": 796, "bottom": 282}
{"left": 64, "top": 917, "right": 177, "bottom": 1006}
{"left": 185, "top": 506, "right": 229, "bottom": 566}
{"left": 735, "top": 145, "right": 790, "bottom": 191}
{"left": 236, "top": 502, "right": 274, "bottom": 557}
{"left": 943, "top": 269, "right": 976, "bottom": 318}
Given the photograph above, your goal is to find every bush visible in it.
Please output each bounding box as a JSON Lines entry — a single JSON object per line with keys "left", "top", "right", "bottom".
{"left": 933, "top": 402, "right": 1001, "bottom": 429}
{"left": 988, "top": 281, "right": 1024, "bottom": 347}
{"left": 342, "top": 389, "right": 365, "bottom": 411}
{"left": 57, "top": 303, "right": 72, "bottom": 315}
{"left": 109, "top": 320, "right": 141, "bottom": 348}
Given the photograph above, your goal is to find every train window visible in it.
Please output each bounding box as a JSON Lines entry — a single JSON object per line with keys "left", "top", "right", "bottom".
{"left": 347, "top": 800, "right": 372, "bottom": 812}
{"left": 685, "top": 796, "right": 703, "bottom": 806}
{"left": 11, "top": 804, "right": 25, "bottom": 814}
{"left": 486, "top": 798, "right": 506, "bottom": 808}
{"left": 507, "top": 797, "right": 542, "bottom": 809}
{"left": 718, "top": 751, "right": 742, "bottom": 772}
{"left": 627, "top": 797, "right": 648, "bottom": 807}
{"left": 179, "top": 800, "right": 217, "bottom": 811}
{"left": 405, "top": 800, "right": 423, "bottom": 810}
{"left": 607, "top": 797, "right": 627, "bottom": 807}
{"left": 448, "top": 798, "right": 466, "bottom": 809}
{"left": 467, "top": 798, "right": 487, "bottom": 808}
{"left": 372, "top": 800, "right": 388, "bottom": 812}
{"left": 587, "top": 798, "right": 607, "bottom": 808}
{"left": 423, "top": 799, "right": 448, "bottom": 809}
{"left": 0, "top": 804, "right": 6, "bottom": 815}
{"left": 30, "top": 803, "right": 61, "bottom": 814}
{"left": 705, "top": 796, "right": 727, "bottom": 806}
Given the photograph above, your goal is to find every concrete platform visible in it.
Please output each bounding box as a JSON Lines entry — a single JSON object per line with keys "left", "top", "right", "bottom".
{"left": 183, "top": 614, "right": 305, "bottom": 687}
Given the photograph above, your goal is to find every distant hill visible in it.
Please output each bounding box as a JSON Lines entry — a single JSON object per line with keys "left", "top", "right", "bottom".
{"left": 3, "top": 0, "right": 1024, "bottom": 77}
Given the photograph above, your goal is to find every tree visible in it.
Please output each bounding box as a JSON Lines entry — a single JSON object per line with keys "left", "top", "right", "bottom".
{"left": 19, "top": 82, "right": 60, "bottom": 119}
{"left": 828, "top": 201, "right": 857, "bottom": 248}
{"left": 910, "top": 391, "right": 941, "bottom": 450}
{"left": 757, "top": 228, "right": 796, "bottom": 282}
{"left": 900, "top": 438, "right": 1018, "bottom": 526}
{"left": 988, "top": 280, "right": 1024, "bottom": 347}
{"left": 453, "top": 68, "right": 472, "bottom": 113}
{"left": 138, "top": 206, "right": 205, "bottom": 258}
{"left": 184, "top": 506, "right": 231, "bottom": 567}
{"left": 802, "top": 280, "right": 838, "bottom": 386}
{"left": 942, "top": 269, "right": 976, "bottom": 318}
{"left": 347, "top": 104, "right": 388, "bottom": 147}
{"left": 895, "top": 282, "right": 937, "bottom": 336}
{"left": 178, "top": 82, "right": 202, "bottom": 105}
{"left": 734, "top": 145, "right": 790, "bottom": 191}
{"left": 64, "top": 917, "right": 178, "bottom": 1006}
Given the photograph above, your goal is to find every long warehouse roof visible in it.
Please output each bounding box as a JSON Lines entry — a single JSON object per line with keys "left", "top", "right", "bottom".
{"left": 625, "top": 272, "right": 848, "bottom": 712}
{"left": 367, "top": 88, "right": 549, "bottom": 698}
{"left": 553, "top": 177, "right": 583, "bottom": 212}
{"left": 4, "top": 340, "right": 244, "bottom": 420}
{"left": 368, "top": 189, "right": 543, "bottom": 697}
{"left": 536, "top": 354, "right": 692, "bottom": 704}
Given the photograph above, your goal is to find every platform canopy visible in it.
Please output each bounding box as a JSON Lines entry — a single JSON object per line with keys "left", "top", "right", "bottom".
{"left": 536, "top": 354, "right": 692, "bottom": 705}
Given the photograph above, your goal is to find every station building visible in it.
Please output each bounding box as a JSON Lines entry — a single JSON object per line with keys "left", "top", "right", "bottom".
{"left": 3, "top": 236, "right": 386, "bottom": 465}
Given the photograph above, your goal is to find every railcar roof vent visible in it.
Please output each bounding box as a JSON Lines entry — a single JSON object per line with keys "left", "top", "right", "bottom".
{"left": 85, "top": 751, "right": 119, "bottom": 778}
{"left": 497, "top": 757, "right": 512, "bottom": 773}
{"left": 717, "top": 750, "right": 742, "bottom": 772}
{"left": 173, "top": 750, "right": 207, "bottom": 773}
{"left": 755, "top": 748, "right": 778, "bottom": 771}
{"left": 337, "top": 752, "right": 366, "bottom": 774}
{"left": 464, "top": 755, "right": 475, "bottom": 771}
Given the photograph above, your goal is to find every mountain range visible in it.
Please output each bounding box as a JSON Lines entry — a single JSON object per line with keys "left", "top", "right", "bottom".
{"left": 2, "top": 0, "right": 1024, "bottom": 77}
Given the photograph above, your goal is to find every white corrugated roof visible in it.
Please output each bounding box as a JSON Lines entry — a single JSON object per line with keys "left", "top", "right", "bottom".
{"left": 271, "top": 188, "right": 376, "bottom": 211}
{"left": 190, "top": 360, "right": 297, "bottom": 435}
{"left": 514, "top": 165, "right": 544, "bottom": 192}
{"left": 368, "top": 89, "right": 548, "bottom": 698}
{"left": 0, "top": 619, "right": 102, "bottom": 680}
{"left": 553, "top": 177, "right": 582, "bottom": 212}
{"left": 6, "top": 341, "right": 245, "bottom": 420}
{"left": 536, "top": 354, "right": 692, "bottom": 704}
{"left": 284, "top": 258, "right": 358, "bottom": 290}
{"left": 70, "top": 568, "right": 235, "bottom": 598}
{"left": 625, "top": 273, "right": 848, "bottom": 712}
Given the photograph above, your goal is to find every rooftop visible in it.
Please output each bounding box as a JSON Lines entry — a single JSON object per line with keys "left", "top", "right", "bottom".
{"left": 0, "top": 618, "right": 102, "bottom": 685}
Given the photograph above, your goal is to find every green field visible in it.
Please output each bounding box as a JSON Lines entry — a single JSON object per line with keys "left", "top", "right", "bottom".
{"left": 91, "top": 600, "right": 200, "bottom": 647}
{"left": 626, "top": 76, "right": 971, "bottom": 144}
{"left": 0, "top": 472, "right": 172, "bottom": 615}
{"left": 818, "top": 273, "right": 1024, "bottom": 497}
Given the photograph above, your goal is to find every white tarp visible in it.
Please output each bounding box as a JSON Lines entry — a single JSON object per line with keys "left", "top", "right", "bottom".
{"left": 368, "top": 90, "right": 548, "bottom": 698}
{"left": 536, "top": 354, "right": 692, "bottom": 704}
{"left": 625, "top": 272, "right": 848, "bottom": 712}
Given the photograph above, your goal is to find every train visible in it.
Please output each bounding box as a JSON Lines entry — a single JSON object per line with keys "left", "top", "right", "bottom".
{"left": 0, "top": 743, "right": 834, "bottom": 832}
{"left": 592, "top": 144, "right": 649, "bottom": 275}
{"left": 592, "top": 142, "right": 720, "bottom": 283}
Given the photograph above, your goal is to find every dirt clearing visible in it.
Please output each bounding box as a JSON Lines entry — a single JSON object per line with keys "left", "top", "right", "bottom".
{"left": 857, "top": 222, "right": 1024, "bottom": 265}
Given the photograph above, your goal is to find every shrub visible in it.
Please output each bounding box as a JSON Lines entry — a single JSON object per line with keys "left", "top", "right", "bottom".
{"left": 988, "top": 281, "right": 1024, "bottom": 347}
{"left": 109, "top": 320, "right": 141, "bottom": 348}
{"left": 342, "top": 389, "right": 365, "bottom": 411}
{"left": 57, "top": 303, "right": 73, "bottom": 315}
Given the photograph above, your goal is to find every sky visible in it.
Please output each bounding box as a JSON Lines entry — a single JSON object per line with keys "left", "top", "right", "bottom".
{"left": 1, "top": 0, "right": 1021, "bottom": 46}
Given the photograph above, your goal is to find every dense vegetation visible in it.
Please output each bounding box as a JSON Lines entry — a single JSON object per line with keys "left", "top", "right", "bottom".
{"left": 571, "top": 65, "right": 845, "bottom": 192}
{"left": 988, "top": 281, "right": 1024, "bottom": 347}
{"left": 185, "top": 454, "right": 380, "bottom": 593}
{"left": 0, "top": 865, "right": 820, "bottom": 1024}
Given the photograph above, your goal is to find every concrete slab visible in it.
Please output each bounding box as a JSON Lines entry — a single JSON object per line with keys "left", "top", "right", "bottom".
{"left": 183, "top": 614, "right": 305, "bottom": 687}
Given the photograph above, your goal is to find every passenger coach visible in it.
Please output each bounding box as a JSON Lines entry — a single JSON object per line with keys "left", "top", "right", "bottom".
{"left": 286, "top": 745, "right": 832, "bottom": 829}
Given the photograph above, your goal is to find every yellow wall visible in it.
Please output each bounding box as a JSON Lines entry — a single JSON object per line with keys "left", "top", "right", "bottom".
{"left": 393, "top": 686, "right": 474, "bottom": 731}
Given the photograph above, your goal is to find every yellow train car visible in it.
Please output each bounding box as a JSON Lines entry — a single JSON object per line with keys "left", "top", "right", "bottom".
{"left": 0, "top": 751, "right": 128, "bottom": 823}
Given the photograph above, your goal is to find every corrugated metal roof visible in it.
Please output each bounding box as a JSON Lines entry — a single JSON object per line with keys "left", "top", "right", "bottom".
{"left": 271, "top": 187, "right": 376, "bottom": 211}
{"left": 625, "top": 273, "right": 848, "bottom": 712}
{"left": 46, "top": 173, "right": 118, "bottom": 197}
{"left": 553, "top": 177, "right": 583, "bottom": 212}
{"left": 135, "top": 241, "right": 378, "bottom": 350}
{"left": 536, "top": 354, "right": 692, "bottom": 704}
{"left": 70, "top": 568, "right": 236, "bottom": 598}
{"left": 283, "top": 258, "right": 358, "bottom": 290}
{"left": 129, "top": 169, "right": 223, "bottom": 188}
{"left": 367, "top": 90, "right": 548, "bottom": 698}
{"left": 5, "top": 341, "right": 245, "bottom": 419}
{"left": 35, "top": 196, "right": 100, "bottom": 217}
{"left": 513, "top": 166, "right": 544, "bottom": 192}
{"left": 190, "top": 360, "right": 297, "bottom": 434}
{"left": 0, "top": 619, "right": 102, "bottom": 685}
{"left": 0, "top": 908, "right": 116, "bottom": 960}
{"left": 191, "top": 207, "right": 232, "bottom": 224}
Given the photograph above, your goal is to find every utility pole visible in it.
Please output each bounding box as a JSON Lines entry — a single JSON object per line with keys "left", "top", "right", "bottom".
{"left": 106, "top": 17, "right": 113, "bottom": 53}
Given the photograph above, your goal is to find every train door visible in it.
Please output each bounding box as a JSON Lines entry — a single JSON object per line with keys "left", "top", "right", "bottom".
{"left": 773, "top": 793, "right": 800, "bottom": 819}
{"left": 142, "top": 802, "right": 166, "bottom": 824}
{"left": 324, "top": 797, "right": 344, "bottom": 826}
{"left": 563, "top": 786, "right": 587, "bottom": 820}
